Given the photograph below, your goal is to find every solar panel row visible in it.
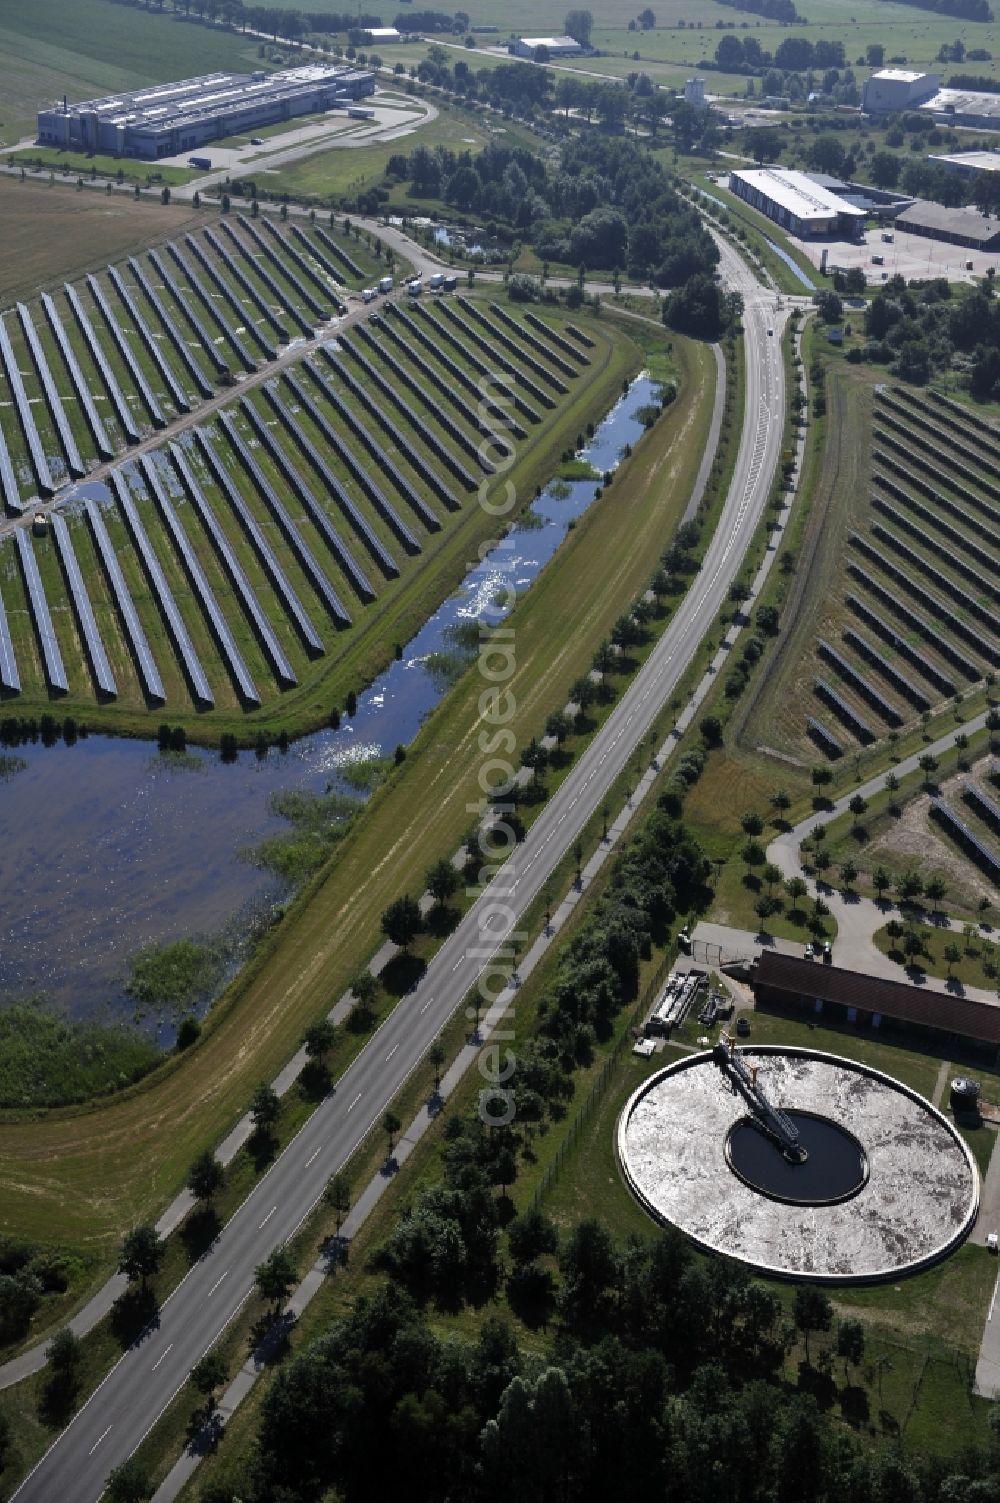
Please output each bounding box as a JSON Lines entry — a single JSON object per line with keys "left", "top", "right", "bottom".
{"left": 305, "top": 359, "right": 441, "bottom": 532}
{"left": 40, "top": 293, "right": 114, "bottom": 462}
{"left": 240, "top": 398, "right": 375, "bottom": 601}
{"left": 342, "top": 331, "right": 477, "bottom": 490}
{"left": 86, "top": 274, "right": 165, "bottom": 429}
{"left": 461, "top": 299, "right": 566, "bottom": 397}
{"left": 290, "top": 223, "right": 345, "bottom": 286}
{"left": 64, "top": 283, "right": 142, "bottom": 445}
{"left": 258, "top": 217, "right": 345, "bottom": 313}
{"left": 164, "top": 243, "right": 257, "bottom": 374}
{"left": 162, "top": 444, "right": 283, "bottom": 694}
{"left": 85, "top": 496, "right": 165, "bottom": 702}
{"left": 192, "top": 425, "right": 324, "bottom": 656}
{"left": 0, "top": 578, "right": 21, "bottom": 691}
{"left": 111, "top": 467, "right": 214, "bottom": 706}
{"left": 216, "top": 410, "right": 351, "bottom": 627}
{"left": 145, "top": 249, "right": 230, "bottom": 379}
{"left": 240, "top": 215, "right": 331, "bottom": 324}
{"left": 321, "top": 344, "right": 462, "bottom": 509}
{"left": 51, "top": 513, "right": 117, "bottom": 697}
{"left": 312, "top": 224, "right": 363, "bottom": 281}
{"left": 200, "top": 228, "right": 287, "bottom": 345}
{"left": 0, "top": 312, "right": 54, "bottom": 494}
{"left": 844, "top": 589, "right": 955, "bottom": 698}
{"left": 16, "top": 302, "right": 86, "bottom": 479}
{"left": 107, "top": 265, "right": 190, "bottom": 415}
{"left": 489, "top": 302, "right": 580, "bottom": 381}
{"left": 128, "top": 256, "right": 214, "bottom": 398}
{"left": 15, "top": 527, "right": 68, "bottom": 691}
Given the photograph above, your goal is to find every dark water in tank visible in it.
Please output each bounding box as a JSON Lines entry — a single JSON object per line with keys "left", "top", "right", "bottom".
{"left": 0, "top": 374, "right": 658, "bottom": 1024}
{"left": 726, "top": 1110, "right": 868, "bottom": 1205}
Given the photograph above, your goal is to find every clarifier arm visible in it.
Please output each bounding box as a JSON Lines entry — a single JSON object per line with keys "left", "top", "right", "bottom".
{"left": 712, "top": 1036, "right": 805, "bottom": 1161}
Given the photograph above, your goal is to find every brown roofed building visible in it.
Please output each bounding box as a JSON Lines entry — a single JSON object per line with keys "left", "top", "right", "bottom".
{"left": 751, "top": 949, "right": 1000, "bottom": 1056}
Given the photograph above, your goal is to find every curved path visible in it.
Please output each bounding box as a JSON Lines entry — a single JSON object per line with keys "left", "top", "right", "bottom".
{"left": 10, "top": 235, "right": 790, "bottom": 1503}
{"left": 768, "top": 708, "right": 998, "bottom": 1003}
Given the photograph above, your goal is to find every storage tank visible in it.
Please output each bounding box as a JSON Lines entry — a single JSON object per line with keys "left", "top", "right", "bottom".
{"left": 950, "top": 1077, "right": 981, "bottom": 1117}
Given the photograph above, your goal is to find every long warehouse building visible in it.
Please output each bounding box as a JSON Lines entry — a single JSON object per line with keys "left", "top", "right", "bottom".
{"left": 37, "top": 64, "right": 375, "bottom": 160}
{"left": 728, "top": 167, "right": 866, "bottom": 240}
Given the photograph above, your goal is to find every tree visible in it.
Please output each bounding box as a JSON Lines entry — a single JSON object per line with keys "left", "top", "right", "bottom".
{"left": 302, "top": 1019, "right": 335, "bottom": 1061}
{"left": 350, "top": 970, "right": 378, "bottom": 1008}
{"left": 872, "top": 865, "right": 891, "bottom": 901}
{"left": 918, "top": 753, "right": 939, "bottom": 786}
{"left": 250, "top": 1081, "right": 280, "bottom": 1132}
{"left": 381, "top": 894, "right": 422, "bottom": 949}
{"left": 325, "top": 1174, "right": 351, "bottom": 1235}
{"left": 190, "top": 1349, "right": 228, "bottom": 1406}
{"left": 429, "top": 1037, "right": 446, "bottom": 1090}
{"left": 105, "top": 1458, "right": 151, "bottom": 1503}
{"left": 48, "top": 1326, "right": 82, "bottom": 1379}
{"left": 383, "top": 1109, "right": 402, "bottom": 1155}
{"left": 187, "top": 1149, "right": 224, "bottom": 1204}
{"left": 786, "top": 875, "right": 808, "bottom": 911}
{"left": 748, "top": 127, "right": 783, "bottom": 165}
{"left": 762, "top": 863, "right": 783, "bottom": 895}
{"left": 255, "top": 1247, "right": 297, "bottom": 1312}
{"left": 870, "top": 150, "right": 900, "bottom": 190}
{"left": 840, "top": 859, "right": 858, "bottom": 890}
{"left": 742, "top": 839, "right": 765, "bottom": 876}
{"left": 848, "top": 793, "right": 868, "bottom": 820}
{"left": 770, "top": 788, "right": 791, "bottom": 815}
{"left": 507, "top": 1208, "right": 559, "bottom": 1265}
{"left": 564, "top": 8, "right": 593, "bottom": 46}
{"left": 897, "top": 869, "right": 924, "bottom": 903}
{"left": 793, "top": 1284, "right": 833, "bottom": 1364}
{"left": 740, "top": 810, "right": 765, "bottom": 837}
{"left": 638, "top": 6, "right": 656, "bottom": 27}
{"left": 924, "top": 875, "right": 948, "bottom": 908}
{"left": 118, "top": 1225, "right": 163, "bottom": 1291}
{"left": 427, "top": 859, "right": 463, "bottom": 901}
{"left": 836, "top": 1317, "right": 865, "bottom": 1381}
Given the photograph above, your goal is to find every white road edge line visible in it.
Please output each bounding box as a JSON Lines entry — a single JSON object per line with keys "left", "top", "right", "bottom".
{"left": 151, "top": 1344, "right": 173, "bottom": 1372}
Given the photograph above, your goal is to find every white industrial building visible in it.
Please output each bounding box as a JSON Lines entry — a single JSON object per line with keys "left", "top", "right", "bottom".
{"left": 366, "top": 27, "right": 402, "bottom": 42}
{"left": 930, "top": 150, "right": 1000, "bottom": 178}
{"left": 919, "top": 87, "right": 1000, "bottom": 129}
{"left": 511, "top": 35, "right": 583, "bottom": 58}
{"left": 684, "top": 78, "right": 707, "bottom": 110}
{"left": 37, "top": 64, "right": 376, "bottom": 160}
{"left": 729, "top": 168, "right": 866, "bottom": 239}
{"left": 862, "top": 69, "right": 939, "bottom": 114}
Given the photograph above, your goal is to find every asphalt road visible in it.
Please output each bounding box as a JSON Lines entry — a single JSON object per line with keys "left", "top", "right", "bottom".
{"left": 12, "top": 235, "right": 788, "bottom": 1503}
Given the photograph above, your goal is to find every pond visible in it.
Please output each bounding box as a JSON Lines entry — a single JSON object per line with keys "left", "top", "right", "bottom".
{"left": 0, "top": 373, "right": 659, "bottom": 1028}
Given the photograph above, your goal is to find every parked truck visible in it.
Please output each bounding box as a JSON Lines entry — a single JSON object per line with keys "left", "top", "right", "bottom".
{"left": 378, "top": 275, "right": 393, "bottom": 294}
{"left": 407, "top": 278, "right": 422, "bottom": 296}
{"left": 187, "top": 156, "right": 213, "bottom": 169}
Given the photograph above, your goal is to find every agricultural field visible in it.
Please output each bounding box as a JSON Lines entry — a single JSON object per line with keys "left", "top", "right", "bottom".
{"left": 0, "top": 178, "right": 210, "bottom": 308}
{"left": 0, "top": 212, "right": 628, "bottom": 737}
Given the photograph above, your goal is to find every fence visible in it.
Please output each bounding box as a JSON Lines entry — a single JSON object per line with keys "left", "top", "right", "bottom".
{"left": 529, "top": 949, "right": 674, "bottom": 1209}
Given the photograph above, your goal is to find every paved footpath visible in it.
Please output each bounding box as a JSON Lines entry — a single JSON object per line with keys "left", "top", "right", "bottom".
{"left": 768, "top": 711, "right": 998, "bottom": 1006}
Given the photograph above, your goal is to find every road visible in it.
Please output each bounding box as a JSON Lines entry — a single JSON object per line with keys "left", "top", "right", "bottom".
{"left": 12, "top": 235, "right": 788, "bottom": 1503}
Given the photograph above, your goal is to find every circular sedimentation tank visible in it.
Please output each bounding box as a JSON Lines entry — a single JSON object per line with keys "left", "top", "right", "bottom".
{"left": 617, "top": 1047, "right": 979, "bottom": 1283}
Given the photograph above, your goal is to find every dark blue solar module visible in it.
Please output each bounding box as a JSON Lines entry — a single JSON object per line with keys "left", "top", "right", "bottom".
{"left": 86, "top": 274, "right": 165, "bottom": 429}
{"left": 128, "top": 257, "right": 214, "bottom": 398}
{"left": 107, "top": 265, "right": 190, "bottom": 414}
{"left": 64, "top": 282, "right": 142, "bottom": 445}
{"left": 15, "top": 526, "right": 68, "bottom": 691}
{"left": 51, "top": 512, "right": 117, "bottom": 697}
{"left": 85, "top": 496, "right": 164, "bottom": 702}
{"left": 41, "top": 293, "right": 114, "bottom": 462}
{"left": 0, "top": 313, "right": 54, "bottom": 494}
{"left": 0, "top": 572, "right": 20, "bottom": 691}
{"left": 16, "top": 302, "right": 86, "bottom": 478}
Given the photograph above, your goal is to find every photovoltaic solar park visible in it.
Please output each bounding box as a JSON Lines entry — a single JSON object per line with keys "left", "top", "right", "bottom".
{"left": 0, "top": 213, "right": 608, "bottom": 725}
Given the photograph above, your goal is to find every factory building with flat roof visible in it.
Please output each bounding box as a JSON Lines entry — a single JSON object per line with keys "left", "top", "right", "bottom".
{"left": 728, "top": 167, "right": 866, "bottom": 239}
{"left": 931, "top": 150, "right": 1000, "bottom": 178}
{"left": 511, "top": 35, "right": 583, "bottom": 58}
{"left": 894, "top": 199, "right": 1000, "bottom": 250}
{"left": 37, "top": 64, "right": 375, "bottom": 160}
{"left": 920, "top": 87, "right": 1000, "bottom": 129}
{"left": 862, "top": 68, "right": 939, "bottom": 114}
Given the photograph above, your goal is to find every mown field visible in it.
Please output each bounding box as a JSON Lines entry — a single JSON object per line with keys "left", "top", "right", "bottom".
{"left": 0, "top": 206, "right": 635, "bottom": 741}
{"left": 0, "top": 178, "right": 209, "bottom": 307}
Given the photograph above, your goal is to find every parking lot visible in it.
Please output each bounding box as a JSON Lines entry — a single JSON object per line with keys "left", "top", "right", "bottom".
{"left": 791, "top": 225, "right": 1000, "bottom": 285}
